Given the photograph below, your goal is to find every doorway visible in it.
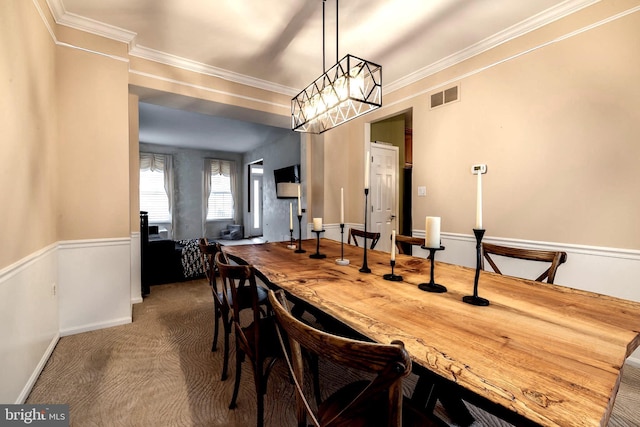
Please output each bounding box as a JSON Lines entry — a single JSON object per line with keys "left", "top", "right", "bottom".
{"left": 248, "top": 162, "right": 263, "bottom": 237}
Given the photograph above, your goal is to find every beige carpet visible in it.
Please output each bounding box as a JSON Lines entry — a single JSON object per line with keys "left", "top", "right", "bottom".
{"left": 27, "top": 279, "right": 640, "bottom": 426}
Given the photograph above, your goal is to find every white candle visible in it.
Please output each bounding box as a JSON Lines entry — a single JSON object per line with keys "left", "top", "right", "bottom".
{"left": 289, "top": 203, "right": 293, "bottom": 230}
{"left": 313, "top": 218, "right": 323, "bottom": 231}
{"left": 475, "top": 171, "right": 482, "bottom": 229}
{"left": 340, "top": 187, "right": 344, "bottom": 224}
{"left": 297, "top": 185, "right": 302, "bottom": 216}
{"left": 364, "top": 150, "right": 370, "bottom": 190}
{"left": 391, "top": 230, "right": 396, "bottom": 261}
{"left": 425, "top": 216, "right": 441, "bottom": 248}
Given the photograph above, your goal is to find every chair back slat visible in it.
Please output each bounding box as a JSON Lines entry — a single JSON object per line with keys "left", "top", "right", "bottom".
{"left": 481, "top": 242, "right": 567, "bottom": 284}
{"left": 394, "top": 235, "right": 425, "bottom": 255}
{"left": 348, "top": 228, "right": 381, "bottom": 249}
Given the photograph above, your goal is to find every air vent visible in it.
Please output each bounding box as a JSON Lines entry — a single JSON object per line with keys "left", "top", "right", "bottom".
{"left": 430, "top": 85, "right": 459, "bottom": 109}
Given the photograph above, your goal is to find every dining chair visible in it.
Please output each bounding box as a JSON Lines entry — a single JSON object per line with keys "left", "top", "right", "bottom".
{"left": 348, "top": 228, "right": 381, "bottom": 249}
{"left": 481, "top": 242, "right": 568, "bottom": 284}
{"left": 198, "top": 238, "right": 268, "bottom": 381}
{"left": 269, "top": 289, "right": 439, "bottom": 427}
{"left": 215, "top": 252, "right": 281, "bottom": 427}
{"left": 394, "top": 235, "right": 425, "bottom": 255}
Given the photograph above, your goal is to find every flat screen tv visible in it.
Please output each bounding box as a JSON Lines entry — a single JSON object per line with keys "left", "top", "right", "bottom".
{"left": 274, "top": 164, "right": 300, "bottom": 198}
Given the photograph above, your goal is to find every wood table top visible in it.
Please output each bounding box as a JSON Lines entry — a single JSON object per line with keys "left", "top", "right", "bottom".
{"left": 223, "top": 239, "right": 640, "bottom": 427}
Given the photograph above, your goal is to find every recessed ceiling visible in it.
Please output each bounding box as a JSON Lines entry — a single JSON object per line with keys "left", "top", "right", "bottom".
{"left": 51, "top": 0, "right": 597, "bottom": 148}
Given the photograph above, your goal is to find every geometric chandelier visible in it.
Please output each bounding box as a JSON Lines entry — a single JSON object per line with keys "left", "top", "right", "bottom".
{"left": 291, "top": 1, "right": 382, "bottom": 134}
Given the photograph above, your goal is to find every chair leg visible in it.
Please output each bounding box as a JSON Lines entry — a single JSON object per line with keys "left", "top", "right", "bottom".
{"left": 221, "top": 315, "right": 231, "bottom": 381}
{"left": 229, "top": 346, "right": 243, "bottom": 409}
{"left": 254, "top": 361, "right": 265, "bottom": 427}
{"left": 212, "top": 304, "right": 220, "bottom": 352}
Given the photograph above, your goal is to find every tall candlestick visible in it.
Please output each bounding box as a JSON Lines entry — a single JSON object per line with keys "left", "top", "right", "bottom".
{"left": 391, "top": 230, "right": 396, "bottom": 261}
{"left": 476, "top": 171, "right": 482, "bottom": 229}
{"left": 289, "top": 203, "right": 293, "bottom": 230}
{"left": 340, "top": 187, "right": 344, "bottom": 224}
{"left": 297, "top": 184, "right": 302, "bottom": 216}
{"left": 364, "top": 150, "right": 370, "bottom": 190}
{"left": 425, "top": 216, "right": 441, "bottom": 248}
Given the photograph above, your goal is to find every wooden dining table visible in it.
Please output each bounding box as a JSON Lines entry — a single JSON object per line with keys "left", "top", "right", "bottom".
{"left": 223, "top": 238, "right": 640, "bottom": 427}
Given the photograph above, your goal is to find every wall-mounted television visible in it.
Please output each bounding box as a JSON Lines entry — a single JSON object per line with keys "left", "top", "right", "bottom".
{"left": 274, "top": 164, "right": 300, "bottom": 198}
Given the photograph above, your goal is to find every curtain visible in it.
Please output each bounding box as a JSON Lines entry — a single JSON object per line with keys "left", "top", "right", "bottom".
{"left": 140, "top": 152, "right": 174, "bottom": 233}
{"left": 204, "top": 159, "right": 236, "bottom": 235}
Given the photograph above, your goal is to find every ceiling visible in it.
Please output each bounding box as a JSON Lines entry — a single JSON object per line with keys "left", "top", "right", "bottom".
{"left": 51, "top": 0, "right": 596, "bottom": 151}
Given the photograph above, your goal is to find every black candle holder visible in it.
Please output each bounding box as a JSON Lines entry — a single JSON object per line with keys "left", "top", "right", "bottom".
{"left": 294, "top": 214, "right": 306, "bottom": 253}
{"left": 309, "top": 230, "right": 326, "bottom": 259}
{"left": 359, "top": 188, "right": 371, "bottom": 273}
{"left": 287, "top": 228, "right": 296, "bottom": 249}
{"left": 418, "top": 246, "right": 447, "bottom": 293}
{"left": 463, "top": 229, "right": 490, "bottom": 306}
{"left": 383, "top": 260, "right": 402, "bottom": 281}
{"left": 335, "top": 223, "right": 350, "bottom": 265}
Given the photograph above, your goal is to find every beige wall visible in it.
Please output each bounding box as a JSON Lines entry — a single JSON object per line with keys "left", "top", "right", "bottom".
{"left": 320, "top": 2, "right": 640, "bottom": 250}
{"left": 55, "top": 47, "right": 131, "bottom": 240}
{"left": 129, "top": 95, "right": 140, "bottom": 233}
{"left": 0, "top": 0, "right": 58, "bottom": 267}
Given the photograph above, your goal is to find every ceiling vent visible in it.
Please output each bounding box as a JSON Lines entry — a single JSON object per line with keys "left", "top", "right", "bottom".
{"left": 430, "top": 85, "right": 459, "bottom": 109}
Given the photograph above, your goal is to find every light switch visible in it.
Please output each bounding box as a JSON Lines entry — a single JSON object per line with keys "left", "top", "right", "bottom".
{"left": 417, "top": 186, "right": 427, "bottom": 196}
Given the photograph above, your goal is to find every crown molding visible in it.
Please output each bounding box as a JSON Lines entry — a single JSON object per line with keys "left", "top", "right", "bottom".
{"left": 46, "top": 0, "right": 599, "bottom": 96}
{"left": 129, "top": 45, "right": 299, "bottom": 96}
{"left": 385, "top": 0, "right": 600, "bottom": 93}
{"left": 46, "top": 0, "right": 136, "bottom": 45}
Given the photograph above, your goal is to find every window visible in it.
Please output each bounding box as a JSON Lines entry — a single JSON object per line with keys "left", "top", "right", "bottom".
{"left": 206, "top": 159, "right": 236, "bottom": 221}
{"left": 140, "top": 153, "right": 172, "bottom": 222}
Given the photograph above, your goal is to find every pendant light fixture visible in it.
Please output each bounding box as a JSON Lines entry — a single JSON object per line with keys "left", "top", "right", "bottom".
{"left": 291, "top": 0, "right": 382, "bottom": 134}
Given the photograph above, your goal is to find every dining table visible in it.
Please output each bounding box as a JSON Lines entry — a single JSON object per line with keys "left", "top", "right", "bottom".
{"left": 222, "top": 238, "right": 640, "bottom": 427}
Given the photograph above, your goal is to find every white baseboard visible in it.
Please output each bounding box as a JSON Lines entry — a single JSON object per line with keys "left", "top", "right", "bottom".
{"left": 16, "top": 333, "right": 59, "bottom": 404}
{"left": 60, "top": 316, "right": 132, "bottom": 337}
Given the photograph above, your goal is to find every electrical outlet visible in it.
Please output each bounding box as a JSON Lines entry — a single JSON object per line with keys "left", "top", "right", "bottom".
{"left": 471, "top": 164, "right": 487, "bottom": 175}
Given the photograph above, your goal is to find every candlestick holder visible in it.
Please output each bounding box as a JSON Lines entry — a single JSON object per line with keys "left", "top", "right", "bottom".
{"left": 359, "top": 188, "right": 371, "bottom": 273}
{"left": 463, "top": 229, "right": 490, "bottom": 306}
{"left": 287, "top": 228, "right": 296, "bottom": 249}
{"left": 335, "top": 223, "right": 350, "bottom": 265}
{"left": 309, "top": 230, "right": 326, "bottom": 259}
{"left": 383, "top": 260, "right": 403, "bottom": 281}
{"left": 418, "top": 246, "right": 447, "bottom": 293}
{"left": 294, "top": 214, "right": 306, "bottom": 253}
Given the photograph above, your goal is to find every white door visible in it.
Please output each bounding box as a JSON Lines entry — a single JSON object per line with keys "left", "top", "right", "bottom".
{"left": 369, "top": 143, "right": 398, "bottom": 253}
{"left": 249, "top": 164, "right": 263, "bottom": 237}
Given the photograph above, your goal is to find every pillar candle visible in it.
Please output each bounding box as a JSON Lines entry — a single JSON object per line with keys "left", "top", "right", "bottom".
{"left": 425, "top": 216, "right": 441, "bottom": 248}
{"left": 391, "top": 230, "right": 396, "bottom": 261}
{"left": 313, "top": 218, "right": 323, "bottom": 231}
{"left": 364, "top": 150, "right": 370, "bottom": 190}
{"left": 297, "top": 185, "right": 301, "bottom": 216}
{"left": 475, "top": 171, "right": 482, "bottom": 229}
{"left": 289, "top": 203, "right": 293, "bottom": 230}
{"left": 340, "top": 187, "right": 344, "bottom": 224}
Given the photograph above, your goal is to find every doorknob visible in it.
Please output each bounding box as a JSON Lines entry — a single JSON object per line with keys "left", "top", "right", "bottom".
{"left": 389, "top": 214, "right": 396, "bottom": 221}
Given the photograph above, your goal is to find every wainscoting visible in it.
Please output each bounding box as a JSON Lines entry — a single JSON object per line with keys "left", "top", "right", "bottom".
{"left": 318, "top": 223, "right": 640, "bottom": 365}
{"left": 1, "top": 237, "right": 135, "bottom": 403}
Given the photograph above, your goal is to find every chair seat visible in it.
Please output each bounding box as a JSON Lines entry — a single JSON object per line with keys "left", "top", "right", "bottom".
{"left": 240, "top": 316, "right": 282, "bottom": 359}
{"left": 219, "top": 285, "right": 268, "bottom": 308}
{"left": 319, "top": 380, "right": 436, "bottom": 427}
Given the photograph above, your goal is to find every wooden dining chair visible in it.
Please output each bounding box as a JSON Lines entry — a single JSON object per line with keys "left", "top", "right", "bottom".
{"left": 215, "top": 252, "right": 281, "bottom": 427}
{"left": 269, "top": 289, "right": 439, "bottom": 427}
{"left": 198, "top": 238, "right": 268, "bottom": 381}
{"left": 394, "top": 235, "right": 425, "bottom": 255}
{"left": 481, "top": 242, "right": 568, "bottom": 284}
{"left": 348, "top": 228, "right": 381, "bottom": 249}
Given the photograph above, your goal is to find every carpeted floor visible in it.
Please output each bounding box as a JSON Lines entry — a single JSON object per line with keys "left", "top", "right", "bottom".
{"left": 26, "top": 279, "right": 640, "bottom": 426}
